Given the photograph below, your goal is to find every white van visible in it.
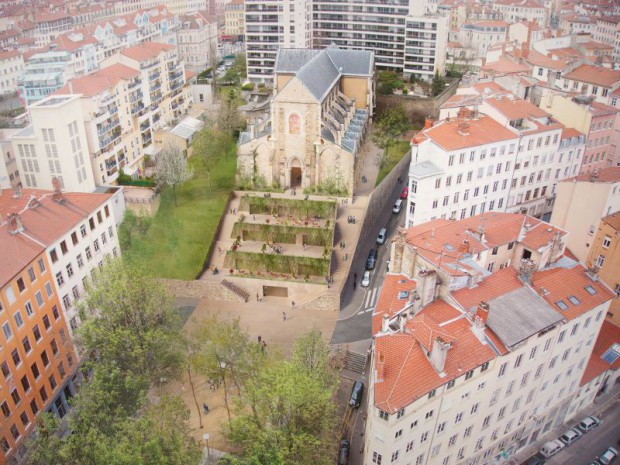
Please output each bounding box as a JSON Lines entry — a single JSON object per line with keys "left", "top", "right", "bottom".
{"left": 376, "top": 228, "right": 387, "bottom": 245}
{"left": 392, "top": 199, "right": 403, "bottom": 214}
{"left": 540, "top": 440, "right": 565, "bottom": 458}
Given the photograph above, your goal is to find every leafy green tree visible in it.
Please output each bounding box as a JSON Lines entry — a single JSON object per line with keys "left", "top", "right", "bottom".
{"left": 154, "top": 142, "right": 194, "bottom": 207}
{"left": 118, "top": 209, "right": 152, "bottom": 250}
{"left": 77, "top": 259, "right": 185, "bottom": 386}
{"left": 372, "top": 105, "right": 411, "bottom": 150}
{"left": 432, "top": 70, "right": 446, "bottom": 97}
{"left": 217, "top": 89, "right": 245, "bottom": 136}
{"left": 192, "top": 127, "right": 235, "bottom": 189}
{"left": 228, "top": 329, "right": 338, "bottom": 465}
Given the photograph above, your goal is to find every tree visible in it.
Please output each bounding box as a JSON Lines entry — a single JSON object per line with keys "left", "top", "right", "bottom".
{"left": 191, "top": 127, "right": 234, "bottom": 189}
{"left": 77, "top": 259, "right": 185, "bottom": 387}
{"left": 372, "top": 105, "right": 411, "bottom": 150}
{"left": 227, "top": 329, "right": 338, "bottom": 465}
{"left": 154, "top": 142, "right": 194, "bottom": 207}
{"left": 432, "top": 70, "right": 446, "bottom": 97}
{"left": 217, "top": 89, "right": 244, "bottom": 136}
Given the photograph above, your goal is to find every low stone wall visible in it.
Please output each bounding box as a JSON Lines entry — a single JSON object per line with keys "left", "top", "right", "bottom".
{"left": 159, "top": 278, "right": 246, "bottom": 303}
{"left": 297, "top": 290, "right": 341, "bottom": 312}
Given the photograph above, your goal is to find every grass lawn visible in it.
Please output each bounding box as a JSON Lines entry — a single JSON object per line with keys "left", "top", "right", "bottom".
{"left": 124, "top": 153, "right": 237, "bottom": 280}
{"left": 375, "top": 140, "right": 411, "bottom": 186}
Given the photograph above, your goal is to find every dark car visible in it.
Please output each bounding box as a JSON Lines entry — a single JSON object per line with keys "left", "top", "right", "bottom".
{"left": 523, "top": 453, "right": 546, "bottom": 465}
{"left": 366, "top": 248, "right": 377, "bottom": 270}
{"left": 349, "top": 380, "right": 364, "bottom": 408}
{"left": 338, "top": 439, "right": 350, "bottom": 465}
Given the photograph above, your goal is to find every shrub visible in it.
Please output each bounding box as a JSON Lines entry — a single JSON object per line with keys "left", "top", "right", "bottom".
{"left": 241, "top": 82, "right": 254, "bottom": 91}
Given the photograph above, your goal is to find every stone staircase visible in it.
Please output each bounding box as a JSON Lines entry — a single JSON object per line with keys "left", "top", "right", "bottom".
{"left": 345, "top": 351, "right": 368, "bottom": 374}
{"left": 220, "top": 279, "right": 250, "bottom": 302}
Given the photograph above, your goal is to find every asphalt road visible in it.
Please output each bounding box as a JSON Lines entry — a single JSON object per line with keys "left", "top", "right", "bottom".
{"left": 543, "top": 401, "right": 620, "bottom": 465}
{"left": 331, "top": 204, "right": 405, "bottom": 345}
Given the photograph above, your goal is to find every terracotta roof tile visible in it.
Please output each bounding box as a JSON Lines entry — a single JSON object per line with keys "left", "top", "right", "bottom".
{"left": 601, "top": 212, "right": 620, "bottom": 231}
{"left": 531, "top": 264, "right": 615, "bottom": 321}
{"left": 424, "top": 114, "right": 518, "bottom": 151}
{"left": 55, "top": 63, "right": 139, "bottom": 97}
{"left": 564, "top": 64, "right": 620, "bottom": 88}
{"left": 561, "top": 127, "right": 583, "bottom": 139}
{"left": 580, "top": 320, "right": 620, "bottom": 385}
{"left": 483, "top": 94, "right": 549, "bottom": 120}
{"left": 452, "top": 267, "right": 524, "bottom": 310}
{"left": 372, "top": 274, "right": 417, "bottom": 334}
{"left": 120, "top": 41, "right": 174, "bottom": 62}
{"left": 481, "top": 55, "right": 531, "bottom": 75}
{"left": 566, "top": 166, "right": 620, "bottom": 183}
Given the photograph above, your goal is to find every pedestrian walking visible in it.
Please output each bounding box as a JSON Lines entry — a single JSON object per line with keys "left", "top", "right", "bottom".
{"left": 291, "top": 301, "right": 295, "bottom": 309}
{"left": 203, "top": 403, "right": 209, "bottom": 414}
{"left": 282, "top": 311, "right": 287, "bottom": 321}
{"left": 256, "top": 292, "right": 259, "bottom": 302}
{"left": 258, "top": 335, "right": 262, "bottom": 343}
{"left": 353, "top": 280, "right": 357, "bottom": 290}
{"left": 261, "top": 340, "right": 267, "bottom": 354}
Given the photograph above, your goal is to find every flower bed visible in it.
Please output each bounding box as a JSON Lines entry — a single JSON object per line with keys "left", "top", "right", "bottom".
{"left": 238, "top": 195, "right": 337, "bottom": 219}
{"left": 224, "top": 250, "right": 330, "bottom": 277}
{"left": 230, "top": 222, "right": 333, "bottom": 246}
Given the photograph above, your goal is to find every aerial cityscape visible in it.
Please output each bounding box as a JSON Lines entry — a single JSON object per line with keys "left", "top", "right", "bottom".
{"left": 0, "top": 0, "right": 619, "bottom": 464}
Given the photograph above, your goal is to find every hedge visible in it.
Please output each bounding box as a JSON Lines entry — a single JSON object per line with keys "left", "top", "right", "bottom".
{"left": 238, "top": 195, "right": 337, "bottom": 219}
{"left": 230, "top": 222, "right": 333, "bottom": 246}
{"left": 224, "top": 250, "right": 330, "bottom": 277}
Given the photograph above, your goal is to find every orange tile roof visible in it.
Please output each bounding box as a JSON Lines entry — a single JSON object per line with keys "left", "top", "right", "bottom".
{"left": 424, "top": 114, "right": 518, "bottom": 151}
{"left": 531, "top": 264, "right": 615, "bottom": 321}
{"left": 561, "top": 127, "right": 583, "bottom": 139}
{"left": 55, "top": 63, "right": 139, "bottom": 97}
{"left": 601, "top": 212, "right": 620, "bottom": 231}
{"left": 374, "top": 300, "right": 497, "bottom": 413}
{"left": 564, "top": 64, "right": 620, "bottom": 88}
{"left": 525, "top": 49, "right": 568, "bottom": 70}
{"left": 0, "top": 224, "right": 45, "bottom": 286}
{"left": 440, "top": 93, "right": 482, "bottom": 108}
{"left": 120, "top": 41, "right": 174, "bottom": 62}
{"left": 0, "top": 50, "right": 21, "bottom": 61}
{"left": 481, "top": 55, "right": 531, "bottom": 75}
{"left": 452, "top": 267, "right": 524, "bottom": 310}
{"left": 483, "top": 94, "right": 549, "bottom": 120}
{"left": 580, "top": 320, "right": 620, "bottom": 385}
{"left": 372, "top": 274, "right": 417, "bottom": 334}
{"left": 568, "top": 166, "right": 620, "bottom": 183}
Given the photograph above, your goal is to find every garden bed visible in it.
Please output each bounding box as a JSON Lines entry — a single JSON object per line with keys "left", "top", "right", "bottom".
{"left": 238, "top": 195, "right": 337, "bottom": 219}
{"left": 224, "top": 250, "right": 330, "bottom": 277}
{"left": 231, "top": 221, "right": 333, "bottom": 246}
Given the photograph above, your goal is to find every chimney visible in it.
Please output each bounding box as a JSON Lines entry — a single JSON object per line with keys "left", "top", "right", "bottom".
{"left": 409, "top": 290, "right": 422, "bottom": 316}
{"left": 586, "top": 266, "right": 599, "bottom": 281}
{"left": 6, "top": 212, "right": 23, "bottom": 234}
{"left": 518, "top": 258, "right": 536, "bottom": 283}
{"left": 12, "top": 186, "right": 22, "bottom": 198}
{"left": 457, "top": 121, "right": 470, "bottom": 136}
{"left": 424, "top": 117, "right": 434, "bottom": 129}
{"left": 417, "top": 268, "right": 437, "bottom": 306}
{"left": 475, "top": 301, "right": 490, "bottom": 327}
{"left": 52, "top": 177, "right": 63, "bottom": 202}
{"left": 399, "top": 314, "right": 407, "bottom": 333}
{"left": 458, "top": 239, "right": 470, "bottom": 255}
{"left": 429, "top": 337, "right": 451, "bottom": 375}
{"left": 381, "top": 314, "right": 390, "bottom": 333}
{"left": 376, "top": 351, "right": 385, "bottom": 383}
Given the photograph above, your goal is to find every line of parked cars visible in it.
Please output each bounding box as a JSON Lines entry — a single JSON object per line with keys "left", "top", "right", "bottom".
{"left": 526, "top": 415, "right": 614, "bottom": 464}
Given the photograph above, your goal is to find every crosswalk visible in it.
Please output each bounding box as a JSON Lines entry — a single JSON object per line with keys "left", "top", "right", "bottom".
{"left": 361, "top": 286, "right": 380, "bottom": 314}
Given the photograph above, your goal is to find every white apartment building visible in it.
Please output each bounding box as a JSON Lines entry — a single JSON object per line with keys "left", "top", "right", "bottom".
{"left": 0, "top": 129, "right": 21, "bottom": 189}
{"left": 224, "top": 0, "right": 245, "bottom": 40}
{"left": 406, "top": 87, "right": 580, "bottom": 227}
{"left": 245, "top": 0, "right": 312, "bottom": 82}
{"left": 559, "top": 64, "right": 620, "bottom": 106}
{"left": 458, "top": 21, "right": 508, "bottom": 59}
{"left": 491, "top": 0, "right": 549, "bottom": 27}
{"left": 177, "top": 11, "right": 219, "bottom": 70}
{"left": 404, "top": 14, "right": 449, "bottom": 82}
{"left": 11, "top": 42, "right": 192, "bottom": 192}
{"left": 0, "top": 50, "right": 23, "bottom": 95}
{"left": 364, "top": 213, "right": 615, "bottom": 465}
{"left": 593, "top": 16, "right": 620, "bottom": 61}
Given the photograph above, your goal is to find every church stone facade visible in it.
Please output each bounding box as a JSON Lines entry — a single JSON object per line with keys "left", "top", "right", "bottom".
{"left": 237, "top": 47, "right": 375, "bottom": 195}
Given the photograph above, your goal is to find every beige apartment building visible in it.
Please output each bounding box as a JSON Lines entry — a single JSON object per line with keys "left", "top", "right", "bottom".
{"left": 224, "top": 0, "right": 244, "bottom": 40}
{"left": 550, "top": 167, "right": 620, "bottom": 263}
{"left": 177, "top": 11, "right": 219, "bottom": 70}
{"left": 10, "top": 42, "right": 192, "bottom": 192}
{"left": 586, "top": 212, "right": 620, "bottom": 325}
{"left": 364, "top": 213, "right": 615, "bottom": 465}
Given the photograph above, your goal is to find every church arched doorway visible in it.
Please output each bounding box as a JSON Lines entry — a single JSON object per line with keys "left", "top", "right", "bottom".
{"left": 289, "top": 158, "right": 302, "bottom": 188}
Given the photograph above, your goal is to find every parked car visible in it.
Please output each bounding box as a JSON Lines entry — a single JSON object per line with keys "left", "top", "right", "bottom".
{"left": 400, "top": 187, "right": 409, "bottom": 199}
{"left": 376, "top": 228, "right": 387, "bottom": 245}
{"left": 366, "top": 248, "right": 377, "bottom": 270}
{"left": 338, "top": 439, "right": 350, "bottom": 465}
{"left": 559, "top": 427, "right": 582, "bottom": 446}
{"left": 578, "top": 415, "right": 601, "bottom": 433}
{"left": 392, "top": 199, "right": 403, "bottom": 214}
{"left": 540, "top": 440, "right": 565, "bottom": 458}
{"left": 523, "top": 453, "right": 546, "bottom": 465}
{"left": 600, "top": 447, "right": 618, "bottom": 465}
{"left": 349, "top": 380, "right": 364, "bottom": 408}
{"left": 361, "top": 270, "right": 371, "bottom": 287}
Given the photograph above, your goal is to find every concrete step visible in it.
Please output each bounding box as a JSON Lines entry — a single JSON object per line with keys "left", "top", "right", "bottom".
{"left": 345, "top": 351, "right": 367, "bottom": 374}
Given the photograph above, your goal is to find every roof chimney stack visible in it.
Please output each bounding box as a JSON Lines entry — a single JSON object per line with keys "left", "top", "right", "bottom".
{"left": 424, "top": 117, "right": 434, "bottom": 129}
{"left": 375, "top": 351, "right": 385, "bottom": 383}
{"left": 52, "top": 177, "right": 63, "bottom": 202}
{"left": 381, "top": 314, "right": 390, "bottom": 333}
{"left": 6, "top": 212, "right": 23, "bottom": 235}
{"left": 518, "top": 258, "right": 536, "bottom": 283}
{"left": 429, "top": 337, "right": 451, "bottom": 375}
{"left": 475, "top": 301, "right": 490, "bottom": 327}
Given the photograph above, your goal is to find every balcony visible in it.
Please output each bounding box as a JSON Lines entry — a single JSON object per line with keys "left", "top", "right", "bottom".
{"left": 168, "top": 70, "right": 184, "bottom": 81}
{"left": 131, "top": 102, "right": 145, "bottom": 115}
{"left": 128, "top": 79, "right": 141, "bottom": 90}
{"left": 150, "top": 91, "right": 162, "bottom": 103}
{"left": 140, "top": 59, "right": 161, "bottom": 70}
{"left": 148, "top": 70, "right": 161, "bottom": 81}
{"left": 99, "top": 130, "right": 121, "bottom": 151}
{"left": 170, "top": 80, "right": 184, "bottom": 91}
{"left": 149, "top": 82, "right": 162, "bottom": 93}
{"left": 130, "top": 90, "right": 143, "bottom": 102}
{"left": 97, "top": 118, "right": 121, "bottom": 136}
{"left": 140, "top": 121, "right": 150, "bottom": 132}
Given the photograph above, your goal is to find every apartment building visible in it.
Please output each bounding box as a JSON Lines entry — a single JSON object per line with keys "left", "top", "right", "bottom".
{"left": 17, "top": 51, "right": 74, "bottom": 107}
{"left": 593, "top": 16, "right": 620, "bottom": 60}
{"left": 0, "top": 186, "right": 124, "bottom": 337}
{"left": 585, "top": 212, "right": 620, "bottom": 325}
{"left": 559, "top": 64, "right": 620, "bottom": 106}
{"left": 550, "top": 167, "right": 620, "bottom": 263}
{"left": 491, "top": 0, "right": 549, "bottom": 26}
{"left": 458, "top": 21, "right": 508, "bottom": 59}
{"left": 0, "top": 208, "right": 77, "bottom": 465}
{"left": 0, "top": 130, "right": 20, "bottom": 189}
{"left": 32, "top": 10, "right": 74, "bottom": 46}
{"left": 406, "top": 86, "right": 580, "bottom": 227}
{"left": 0, "top": 51, "right": 23, "bottom": 95}
{"left": 364, "top": 213, "right": 615, "bottom": 465}
{"left": 11, "top": 42, "right": 191, "bottom": 191}
{"left": 404, "top": 14, "right": 449, "bottom": 82}
{"left": 244, "top": 0, "right": 312, "bottom": 82}
{"left": 224, "top": 0, "right": 245, "bottom": 41}
{"left": 540, "top": 93, "right": 618, "bottom": 173}
{"left": 177, "top": 11, "right": 218, "bottom": 70}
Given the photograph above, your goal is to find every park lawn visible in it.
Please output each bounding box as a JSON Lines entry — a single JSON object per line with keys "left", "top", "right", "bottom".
{"left": 125, "top": 153, "right": 237, "bottom": 280}
{"left": 375, "top": 140, "right": 411, "bottom": 186}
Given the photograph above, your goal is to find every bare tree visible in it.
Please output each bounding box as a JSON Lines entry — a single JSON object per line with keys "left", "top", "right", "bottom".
{"left": 155, "top": 142, "right": 194, "bottom": 207}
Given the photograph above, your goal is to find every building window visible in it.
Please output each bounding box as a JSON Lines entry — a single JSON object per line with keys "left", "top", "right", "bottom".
{"left": 603, "top": 235, "right": 611, "bottom": 248}
{"left": 56, "top": 272, "right": 64, "bottom": 287}
{"left": 379, "top": 409, "right": 389, "bottom": 421}
{"left": 14, "top": 311, "right": 24, "bottom": 328}
{"left": 66, "top": 263, "right": 73, "bottom": 277}
{"left": 465, "top": 370, "right": 474, "bottom": 380}
{"left": 373, "top": 452, "right": 382, "bottom": 464}
{"left": 2, "top": 322, "right": 12, "bottom": 340}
